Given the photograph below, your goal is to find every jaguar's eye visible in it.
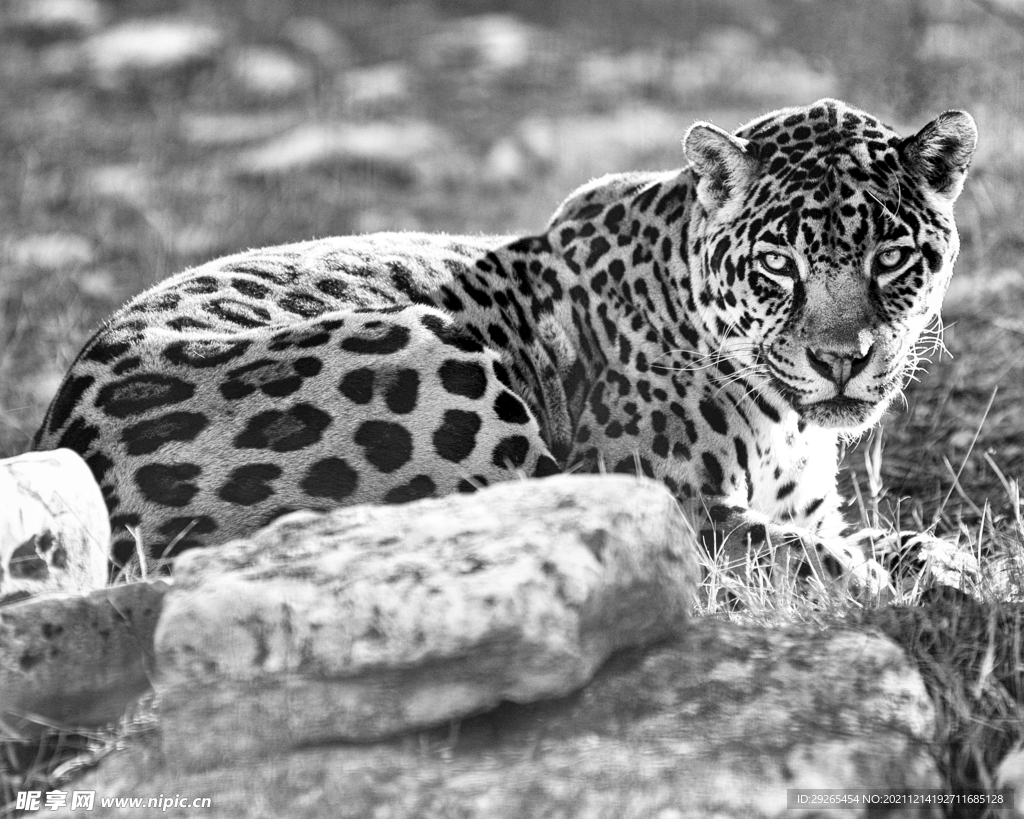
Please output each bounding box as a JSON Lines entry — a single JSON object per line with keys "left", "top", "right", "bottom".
{"left": 875, "top": 247, "right": 909, "bottom": 272}
{"left": 758, "top": 252, "right": 795, "bottom": 276}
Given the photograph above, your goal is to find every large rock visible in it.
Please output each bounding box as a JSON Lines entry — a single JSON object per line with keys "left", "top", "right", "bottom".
{"left": 154, "top": 474, "right": 698, "bottom": 769}
{"left": 997, "top": 742, "right": 1024, "bottom": 817}
{"left": 0, "top": 448, "right": 108, "bottom": 604}
{"left": 0, "top": 580, "right": 169, "bottom": 735}
{"left": 48, "top": 619, "right": 941, "bottom": 818}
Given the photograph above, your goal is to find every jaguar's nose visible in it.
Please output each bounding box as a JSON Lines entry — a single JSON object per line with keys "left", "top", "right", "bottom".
{"left": 806, "top": 344, "right": 874, "bottom": 390}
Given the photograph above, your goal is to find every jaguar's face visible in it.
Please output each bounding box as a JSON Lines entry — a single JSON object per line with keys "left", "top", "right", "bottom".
{"left": 683, "top": 99, "right": 977, "bottom": 433}
{"left": 750, "top": 217, "right": 951, "bottom": 433}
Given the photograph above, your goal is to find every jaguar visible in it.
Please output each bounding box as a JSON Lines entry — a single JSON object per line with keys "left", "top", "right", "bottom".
{"left": 32, "top": 98, "right": 979, "bottom": 601}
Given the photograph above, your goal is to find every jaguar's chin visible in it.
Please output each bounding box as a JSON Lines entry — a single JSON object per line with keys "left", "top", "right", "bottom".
{"left": 798, "top": 396, "right": 885, "bottom": 432}
{"left": 765, "top": 377, "right": 886, "bottom": 432}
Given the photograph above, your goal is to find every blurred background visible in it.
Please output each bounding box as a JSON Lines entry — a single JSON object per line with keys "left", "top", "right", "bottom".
{"left": 1, "top": 0, "right": 1023, "bottom": 535}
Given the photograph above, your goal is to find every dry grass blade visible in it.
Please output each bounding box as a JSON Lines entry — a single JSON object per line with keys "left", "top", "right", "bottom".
{"left": 983, "top": 451, "right": 1024, "bottom": 536}
{"left": 931, "top": 385, "right": 998, "bottom": 529}
{"left": 861, "top": 597, "right": 1024, "bottom": 817}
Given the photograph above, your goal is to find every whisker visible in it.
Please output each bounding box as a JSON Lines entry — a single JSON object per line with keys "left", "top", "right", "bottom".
{"left": 659, "top": 344, "right": 760, "bottom": 375}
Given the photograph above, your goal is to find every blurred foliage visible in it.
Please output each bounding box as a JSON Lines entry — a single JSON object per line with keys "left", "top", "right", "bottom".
{"left": 1, "top": 0, "right": 1022, "bottom": 480}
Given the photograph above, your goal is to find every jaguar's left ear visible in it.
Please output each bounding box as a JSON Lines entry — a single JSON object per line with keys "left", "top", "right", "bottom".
{"left": 683, "top": 122, "right": 759, "bottom": 214}
{"left": 900, "top": 110, "right": 978, "bottom": 202}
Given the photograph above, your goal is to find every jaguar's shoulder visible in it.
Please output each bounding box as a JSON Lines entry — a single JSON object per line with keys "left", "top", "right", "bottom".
{"left": 547, "top": 170, "right": 687, "bottom": 228}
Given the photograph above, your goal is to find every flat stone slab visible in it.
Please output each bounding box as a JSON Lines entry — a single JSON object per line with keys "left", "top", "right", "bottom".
{"left": 8, "top": 0, "right": 106, "bottom": 40}
{"left": 82, "top": 17, "right": 223, "bottom": 89}
{"left": 155, "top": 474, "right": 698, "bottom": 769}
{"left": 228, "top": 46, "right": 311, "bottom": 99}
{"left": 232, "top": 120, "right": 456, "bottom": 182}
{"left": 0, "top": 580, "right": 169, "bottom": 735}
{"left": 49, "top": 619, "right": 941, "bottom": 818}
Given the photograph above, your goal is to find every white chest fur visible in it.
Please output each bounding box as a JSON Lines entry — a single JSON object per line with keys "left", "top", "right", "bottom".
{"left": 748, "top": 413, "right": 839, "bottom": 529}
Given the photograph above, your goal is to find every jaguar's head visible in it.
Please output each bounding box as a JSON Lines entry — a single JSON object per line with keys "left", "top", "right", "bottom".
{"left": 682, "top": 98, "right": 977, "bottom": 434}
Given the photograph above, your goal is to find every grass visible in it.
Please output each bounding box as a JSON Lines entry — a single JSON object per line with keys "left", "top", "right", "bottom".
{"left": 2, "top": 0, "right": 1024, "bottom": 815}
{"left": 0, "top": 701, "right": 160, "bottom": 818}
{"left": 862, "top": 593, "right": 1024, "bottom": 817}
{"left": 693, "top": 407, "right": 1024, "bottom": 818}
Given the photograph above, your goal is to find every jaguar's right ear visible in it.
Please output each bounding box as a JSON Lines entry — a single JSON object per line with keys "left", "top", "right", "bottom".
{"left": 900, "top": 110, "right": 978, "bottom": 202}
{"left": 683, "top": 123, "right": 759, "bottom": 214}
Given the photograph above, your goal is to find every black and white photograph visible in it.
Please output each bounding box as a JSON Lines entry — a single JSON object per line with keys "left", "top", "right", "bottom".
{"left": 1, "top": 0, "right": 1023, "bottom": 816}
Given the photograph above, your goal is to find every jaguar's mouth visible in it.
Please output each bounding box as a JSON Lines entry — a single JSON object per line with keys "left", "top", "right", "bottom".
{"left": 798, "top": 396, "right": 880, "bottom": 430}
{"left": 764, "top": 375, "right": 879, "bottom": 427}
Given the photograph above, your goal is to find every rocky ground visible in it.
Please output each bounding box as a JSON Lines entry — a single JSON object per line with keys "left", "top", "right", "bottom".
{"left": 0, "top": 470, "right": 965, "bottom": 818}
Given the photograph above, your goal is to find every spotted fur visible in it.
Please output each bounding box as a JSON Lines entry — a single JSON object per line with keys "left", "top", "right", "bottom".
{"left": 33, "top": 99, "right": 978, "bottom": 596}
